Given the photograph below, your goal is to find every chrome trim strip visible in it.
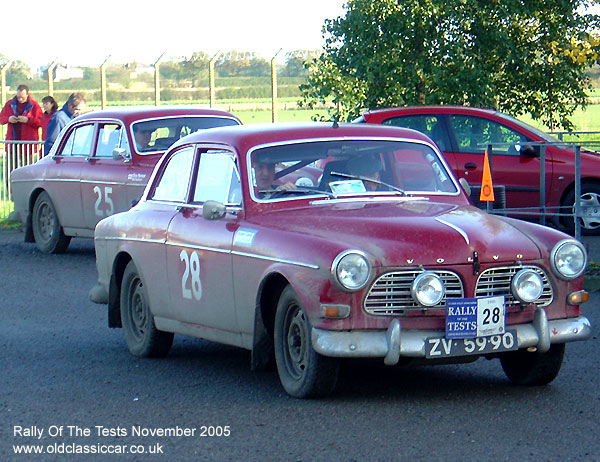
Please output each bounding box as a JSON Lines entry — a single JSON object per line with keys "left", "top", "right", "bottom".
{"left": 94, "top": 236, "right": 165, "bottom": 245}
{"left": 80, "top": 180, "right": 127, "bottom": 186}
{"left": 435, "top": 218, "right": 470, "bottom": 245}
{"left": 232, "top": 250, "right": 320, "bottom": 269}
{"left": 165, "top": 241, "right": 230, "bottom": 255}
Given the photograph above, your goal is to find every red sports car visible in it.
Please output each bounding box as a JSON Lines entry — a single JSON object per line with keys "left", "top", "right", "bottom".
{"left": 355, "top": 106, "right": 600, "bottom": 234}
{"left": 90, "top": 122, "right": 591, "bottom": 398}
{"left": 9, "top": 107, "right": 240, "bottom": 253}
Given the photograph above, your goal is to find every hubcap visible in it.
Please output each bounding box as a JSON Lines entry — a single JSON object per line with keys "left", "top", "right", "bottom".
{"left": 129, "top": 278, "right": 148, "bottom": 342}
{"left": 576, "top": 192, "right": 600, "bottom": 229}
{"left": 285, "top": 306, "right": 307, "bottom": 379}
{"left": 38, "top": 202, "right": 55, "bottom": 241}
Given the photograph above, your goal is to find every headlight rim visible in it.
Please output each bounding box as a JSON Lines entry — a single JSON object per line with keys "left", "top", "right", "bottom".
{"left": 411, "top": 271, "right": 446, "bottom": 307}
{"left": 331, "top": 249, "right": 372, "bottom": 292}
{"left": 511, "top": 268, "right": 544, "bottom": 304}
{"left": 550, "top": 238, "right": 587, "bottom": 281}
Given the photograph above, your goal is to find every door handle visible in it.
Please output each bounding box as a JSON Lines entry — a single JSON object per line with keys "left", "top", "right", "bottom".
{"left": 464, "top": 163, "right": 477, "bottom": 170}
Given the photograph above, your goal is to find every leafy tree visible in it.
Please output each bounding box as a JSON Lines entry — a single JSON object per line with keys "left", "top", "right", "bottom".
{"left": 301, "top": 0, "right": 600, "bottom": 129}
{"left": 217, "top": 51, "right": 270, "bottom": 77}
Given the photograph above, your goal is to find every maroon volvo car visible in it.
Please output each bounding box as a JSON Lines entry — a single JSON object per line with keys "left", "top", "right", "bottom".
{"left": 9, "top": 107, "right": 241, "bottom": 253}
{"left": 90, "top": 122, "right": 591, "bottom": 398}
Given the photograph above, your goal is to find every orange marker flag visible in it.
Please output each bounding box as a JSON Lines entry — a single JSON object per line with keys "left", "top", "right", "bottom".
{"left": 479, "top": 149, "right": 495, "bottom": 202}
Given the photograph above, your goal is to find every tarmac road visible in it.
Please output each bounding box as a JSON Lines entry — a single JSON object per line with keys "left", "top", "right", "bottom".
{"left": 0, "top": 229, "right": 599, "bottom": 462}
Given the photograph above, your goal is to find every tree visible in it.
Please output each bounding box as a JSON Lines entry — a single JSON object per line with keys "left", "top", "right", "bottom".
{"left": 301, "top": 0, "right": 600, "bottom": 129}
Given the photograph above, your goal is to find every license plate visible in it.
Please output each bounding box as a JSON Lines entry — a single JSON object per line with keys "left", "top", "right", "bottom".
{"left": 425, "top": 331, "right": 518, "bottom": 359}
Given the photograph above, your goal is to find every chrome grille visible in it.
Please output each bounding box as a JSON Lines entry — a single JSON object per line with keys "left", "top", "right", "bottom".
{"left": 364, "top": 270, "right": 464, "bottom": 315}
{"left": 475, "top": 265, "right": 553, "bottom": 308}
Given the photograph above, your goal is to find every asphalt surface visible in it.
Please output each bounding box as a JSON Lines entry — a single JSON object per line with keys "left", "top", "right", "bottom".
{"left": 0, "top": 229, "right": 599, "bottom": 462}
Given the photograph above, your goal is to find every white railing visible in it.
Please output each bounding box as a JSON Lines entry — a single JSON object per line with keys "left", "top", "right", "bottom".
{"left": 1, "top": 140, "right": 45, "bottom": 219}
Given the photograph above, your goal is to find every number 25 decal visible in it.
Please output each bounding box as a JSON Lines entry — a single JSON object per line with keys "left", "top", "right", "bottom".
{"left": 180, "top": 250, "right": 202, "bottom": 300}
{"left": 93, "top": 186, "right": 114, "bottom": 216}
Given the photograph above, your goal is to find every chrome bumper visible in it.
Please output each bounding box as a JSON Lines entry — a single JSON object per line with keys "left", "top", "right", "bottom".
{"left": 311, "top": 308, "right": 592, "bottom": 366}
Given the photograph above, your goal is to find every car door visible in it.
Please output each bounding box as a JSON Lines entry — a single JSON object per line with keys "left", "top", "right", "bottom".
{"left": 81, "top": 122, "right": 132, "bottom": 229}
{"left": 446, "top": 114, "right": 551, "bottom": 210}
{"left": 42, "top": 122, "right": 94, "bottom": 231}
{"left": 165, "top": 148, "right": 241, "bottom": 333}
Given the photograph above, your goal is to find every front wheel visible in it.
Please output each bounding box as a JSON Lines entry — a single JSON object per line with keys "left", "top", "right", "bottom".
{"left": 500, "top": 343, "right": 565, "bottom": 386}
{"left": 32, "top": 191, "right": 71, "bottom": 253}
{"left": 120, "top": 261, "right": 173, "bottom": 357}
{"left": 274, "top": 286, "right": 339, "bottom": 398}
{"left": 562, "top": 184, "right": 600, "bottom": 235}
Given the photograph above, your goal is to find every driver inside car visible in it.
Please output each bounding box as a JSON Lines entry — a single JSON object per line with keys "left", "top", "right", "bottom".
{"left": 346, "top": 154, "right": 384, "bottom": 191}
{"left": 254, "top": 160, "right": 296, "bottom": 197}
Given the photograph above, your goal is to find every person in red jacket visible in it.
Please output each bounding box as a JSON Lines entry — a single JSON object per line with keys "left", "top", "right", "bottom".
{"left": 40, "top": 95, "right": 58, "bottom": 141}
{"left": 0, "top": 84, "right": 42, "bottom": 141}
{"left": 0, "top": 84, "right": 43, "bottom": 168}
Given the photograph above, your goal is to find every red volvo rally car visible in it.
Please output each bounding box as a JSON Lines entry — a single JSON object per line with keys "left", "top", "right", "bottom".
{"left": 90, "top": 122, "right": 591, "bottom": 398}
{"left": 9, "top": 107, "right": 240, "bottom": 253}
{"left": 355, "top": 106, "right": 600, "bottom": 234}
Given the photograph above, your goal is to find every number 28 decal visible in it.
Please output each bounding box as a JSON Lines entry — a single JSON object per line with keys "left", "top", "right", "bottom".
{"left": 180, "top": 250, "right": 202, "bottom": 300}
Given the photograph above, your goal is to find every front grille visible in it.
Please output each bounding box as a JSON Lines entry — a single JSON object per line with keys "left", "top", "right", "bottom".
{"left": 475, "top": 265, "right": 553, "bottom": 308}
{"left": 364, "top": 265, "right": 553, "bottom": 316}
{"left": 364, "top": 270, "right": 464, "bottom": 315}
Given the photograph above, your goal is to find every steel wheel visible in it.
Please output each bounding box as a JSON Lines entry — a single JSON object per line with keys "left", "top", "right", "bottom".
{"left": 577, "top": 191, "right": 600, "bottom": 230}
{"left": 274, "top": 286, "right": 339, "bottom": 398}
{"left": 32, "top": 191, "right": 71, "bottom": 253}
{"left": 120, "top": 261, "right": 173, "bottom": 357}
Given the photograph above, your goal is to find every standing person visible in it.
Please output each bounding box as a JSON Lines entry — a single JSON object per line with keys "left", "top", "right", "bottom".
{"left": 44, "top": 92, "right": 85, "bottom": 155}
{"left": 40, "top": 95, "right": 58, "bottom": 141}
{"left": 0, "top": 84, "right": 42, "bottom": 167}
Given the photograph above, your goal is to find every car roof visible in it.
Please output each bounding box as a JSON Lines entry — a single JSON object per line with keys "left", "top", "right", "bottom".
{"left": 76, "top": 106, "right": 240, "bottom": 125}
{"left": 362, "top": 106, "right": 499, "bottom": 117}
{"left": 169, "top": 122, "right": 437, "bottom": 152}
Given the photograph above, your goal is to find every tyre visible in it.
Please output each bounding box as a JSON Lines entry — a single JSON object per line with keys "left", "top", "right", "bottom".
{"left": 500, "top": 343, "right": 565, "bottom": 386}
{"left": 562, "top": 184, "right": 600, "bottom": 236}
{"left": 32, "top": 191, "right": 71, "bottom": 253}
{"left": 274, "top": 286, "right": 339, "bottom": 398}
{"left": 120, "top": 261, "right": 173, "bottom": 357}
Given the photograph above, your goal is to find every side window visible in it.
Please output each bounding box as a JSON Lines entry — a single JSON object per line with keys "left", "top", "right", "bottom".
{"left": 449, "top": 115, "right": 527, "bottom": 156}
{"left": 152, "top": 147, "right": 194, "bottom": 202}
{"left": 95, "top": 124, "right": 122, "bottom": 158}
{"left": 193, "top": 152, "right": 241, "bottom": 205}
{"left": 382, "top": 115, "right": 449, "bottom": 151}
{"left": 60, "top": 124, "right": 94, "bottom": 156}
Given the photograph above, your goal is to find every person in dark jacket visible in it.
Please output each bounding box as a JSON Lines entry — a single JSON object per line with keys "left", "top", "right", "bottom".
{"left": 0, "top": 84, "right": 42, "bottom": 142}
{"left": 44, "top": 92, "right": 85, "bottom": 155}
{"left": 40, "top": 95, "right": 58, "bottom": 141}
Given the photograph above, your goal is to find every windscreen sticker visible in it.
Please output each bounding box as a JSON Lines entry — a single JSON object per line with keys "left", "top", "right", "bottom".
{"left": 234, "top": 228, "right": 257, "bottom": 248}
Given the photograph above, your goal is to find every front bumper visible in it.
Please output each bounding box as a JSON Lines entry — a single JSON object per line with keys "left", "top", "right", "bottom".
{"left": 311, "top": 308, "right": 591, "bottom": 365}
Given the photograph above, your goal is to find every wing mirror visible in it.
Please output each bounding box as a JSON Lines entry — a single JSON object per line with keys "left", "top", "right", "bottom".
{"left": 202, "top": 200, "right": 226, "bottom": 220}
{"left": 112, "top": 148, "right": 131, "bottom": 162}
{"left": 459, "top": 178, "right": 471, "bottom": 196}
{"left": 516, "top": 144, "right": 540, "bottom": 158}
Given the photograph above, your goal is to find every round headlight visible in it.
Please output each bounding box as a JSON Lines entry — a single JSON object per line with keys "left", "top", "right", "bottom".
{"left": 550, "top": 239, "right": 587, "bottom": 280}
{"left": 511, "top": 269, "right": 544, "bottom": 303}
{"left": 411, "top": 272, "right": 445, "bottom": 307}
{"left": 332, "top": 251, "right": 371, "bottom": 291}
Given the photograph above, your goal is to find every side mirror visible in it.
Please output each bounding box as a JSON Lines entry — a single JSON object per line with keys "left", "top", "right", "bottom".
{"left": 516, "top": 144, "right": 540, "bottom": 158}
{"left": 459, "top": 178, "right": 471, "bottom": 197}
{"left": 202, "top": 200, "right": 226, "bottom": 220}
{"left": 112, "top": 148, "right": 131, "bottom": 162}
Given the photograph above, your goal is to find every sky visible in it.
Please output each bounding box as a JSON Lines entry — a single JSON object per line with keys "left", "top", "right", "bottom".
{"left": 4, "top": 0, "right": 347, "bottom": 70}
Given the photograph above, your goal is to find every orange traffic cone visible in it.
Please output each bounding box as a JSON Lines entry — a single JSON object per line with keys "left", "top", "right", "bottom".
{"left": 479, "top": 150, "right": 495, "bottom": 202}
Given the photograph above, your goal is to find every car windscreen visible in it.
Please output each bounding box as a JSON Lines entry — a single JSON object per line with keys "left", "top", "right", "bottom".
{"left": 249, "top": 139, "right": 458, "bottom": 201}
{"left": 131, "top": 116, "right": 239, "bottom": 154}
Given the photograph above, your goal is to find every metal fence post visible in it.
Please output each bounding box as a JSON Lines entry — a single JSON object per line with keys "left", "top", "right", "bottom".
{"left": 209, "top": 51, "right": 221, "bottom": 108}
{"left": 153, "top": 52, "right": 166, "bottom": 106}
{"left": 100, "top": 55, "right": 111, "bottom": 109}
{"left": 271, "top": 48, "right": 282, "bottom": 123}
{"left": 574, "top": 145, "right": 581, "bottom": 241}
{"left": 539, "top": 144, "right": 546, "bottom": 226}
{"left": 47, "top": 60, "right": 58, "bottom": 97}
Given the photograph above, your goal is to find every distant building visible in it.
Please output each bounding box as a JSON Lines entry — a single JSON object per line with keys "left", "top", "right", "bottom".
{"left": 53, "top": 65, "right": 84, "bottom": 82}
{"left": 129, "top": 65, "right": 154, "bottom": 79}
